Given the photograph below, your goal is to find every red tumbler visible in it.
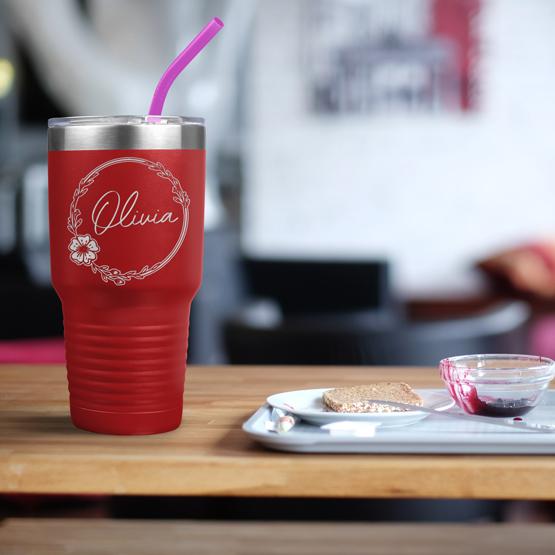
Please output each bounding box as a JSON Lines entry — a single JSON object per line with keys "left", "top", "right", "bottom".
{"left": 48, "top": 116, "right": 205, "bottom": 434}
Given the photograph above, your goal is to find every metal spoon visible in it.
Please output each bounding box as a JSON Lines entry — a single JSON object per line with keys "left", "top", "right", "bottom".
{"left": 368, "top": 399, "right": 555, "bottom": 433}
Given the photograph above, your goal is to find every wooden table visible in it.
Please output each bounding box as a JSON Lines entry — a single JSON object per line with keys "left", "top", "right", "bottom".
{"left": 1, "top": 364, "right": 555, "bottom": 499}
{"left": 2, "top": 519, "right": 555, "bottom": 555}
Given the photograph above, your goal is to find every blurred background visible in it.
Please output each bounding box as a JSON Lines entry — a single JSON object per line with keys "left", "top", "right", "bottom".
{"left": 2, "top": 0, "right": 555, "bottom": 524}
{"left": 2, "top": 0, "right": 555, "bottom": 367}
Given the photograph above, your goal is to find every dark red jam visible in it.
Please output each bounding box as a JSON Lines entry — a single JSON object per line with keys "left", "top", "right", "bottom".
{"left": 457, "top": 386, "right": 534, "bottom": 417}
{"left": 472, "top": 398, "right": 534, "bottom": 417}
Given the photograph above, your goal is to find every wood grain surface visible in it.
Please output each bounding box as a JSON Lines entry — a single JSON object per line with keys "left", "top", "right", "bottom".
{"left": 1, "top": 519, "right": 555, "bottom": 555}
{"left": 1, "top": 364, "right": 555, "bottom": 499}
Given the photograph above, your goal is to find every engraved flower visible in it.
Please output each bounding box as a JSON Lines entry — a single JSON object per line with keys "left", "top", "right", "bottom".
{"left": 68, "top": 234, "right": 100, "bottom": 266}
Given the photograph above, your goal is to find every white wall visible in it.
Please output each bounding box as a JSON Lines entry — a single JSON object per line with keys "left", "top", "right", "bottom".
{"left": 243, "top": 0, "right": 555, "bottom": 296}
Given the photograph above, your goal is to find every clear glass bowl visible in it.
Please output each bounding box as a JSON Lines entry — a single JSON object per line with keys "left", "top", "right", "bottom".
{"left": 439, "top": 354, "right": 555, "bottom": 417}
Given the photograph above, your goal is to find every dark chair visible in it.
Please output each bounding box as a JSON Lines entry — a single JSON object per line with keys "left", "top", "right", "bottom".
{"left": 224, "top": 300, "right": 531, "bottom": 365}
{"left": 242, "top": 258, "right": 399, "bottom": 316}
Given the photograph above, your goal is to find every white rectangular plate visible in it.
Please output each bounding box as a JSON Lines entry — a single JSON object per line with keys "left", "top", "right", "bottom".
{"left": 243, "top": 389, "right": 555, "bottom": 454}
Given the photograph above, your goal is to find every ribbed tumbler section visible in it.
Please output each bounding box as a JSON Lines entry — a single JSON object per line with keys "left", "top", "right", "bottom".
{"left": 63, "top": 306, "right": 189, "bottom": 435}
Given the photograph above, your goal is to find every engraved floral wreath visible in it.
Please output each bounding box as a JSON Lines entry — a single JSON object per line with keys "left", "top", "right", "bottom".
{"left": 67, "top": 157, "right": 190, "bottom": 286}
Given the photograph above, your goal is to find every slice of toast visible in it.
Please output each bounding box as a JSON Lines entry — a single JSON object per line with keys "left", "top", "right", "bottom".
{"left": 322, "top": 383, "right": 422, "bottom": 413}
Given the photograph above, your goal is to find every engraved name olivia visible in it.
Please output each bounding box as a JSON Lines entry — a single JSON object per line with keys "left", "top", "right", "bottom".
{"left": 91, "top": 190, "right": 179, "bottom": 236}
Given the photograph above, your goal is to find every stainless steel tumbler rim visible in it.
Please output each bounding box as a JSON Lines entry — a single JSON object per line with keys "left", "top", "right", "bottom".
{"left": 48, "top": 115, "right": 205, "bottom": 151}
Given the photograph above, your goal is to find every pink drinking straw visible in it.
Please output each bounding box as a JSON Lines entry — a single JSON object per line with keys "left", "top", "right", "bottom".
{"left": 148, "top": 17, "right": 224, "bottom": 117}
